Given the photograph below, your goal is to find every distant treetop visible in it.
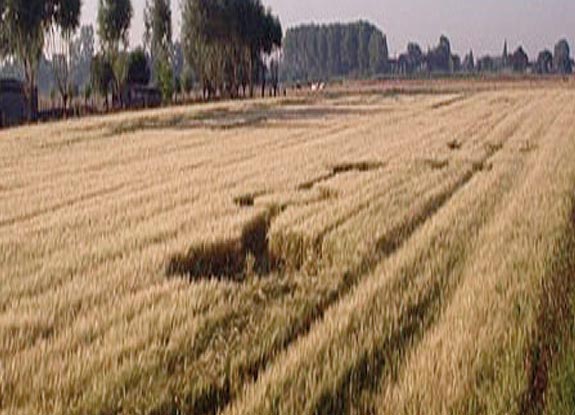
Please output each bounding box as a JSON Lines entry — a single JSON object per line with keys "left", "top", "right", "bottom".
{"left": 282, "top": 21, "right": 389, "bottom": 82}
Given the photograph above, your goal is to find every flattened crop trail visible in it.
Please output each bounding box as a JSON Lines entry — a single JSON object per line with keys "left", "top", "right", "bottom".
{"left": 297, "top": 161, "right": 385, "bottom": 191}
{"left": 156, "top": 145, "right": 506, "bottom": 415}
{"left": 127, "top": 92, "right": 524, "bottom": 415}
{"left": 237, "top": 165, "right": 514, "bottom": 415}
{"left": 521, "top": 198, "right": 575, "bottom": 415}
{"left": 221, "top": 94, "right": 550, "bottom": 415}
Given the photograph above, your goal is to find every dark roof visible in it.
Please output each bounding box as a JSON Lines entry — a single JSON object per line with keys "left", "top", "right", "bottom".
{"left": 125, "top": 83, "right": 160, "bottom": 93}
{"left": 0, "top": 78, "right": 25, "bottom": 94}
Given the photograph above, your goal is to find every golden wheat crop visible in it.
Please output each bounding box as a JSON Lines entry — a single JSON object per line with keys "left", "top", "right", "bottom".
{"left": 1, "top": 80, "right": 574, "bottom": 415}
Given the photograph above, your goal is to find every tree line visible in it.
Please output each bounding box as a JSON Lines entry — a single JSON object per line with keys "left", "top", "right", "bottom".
{"left": 0, "top": 0, "right": 283, "bottom": 120}
{"left": 0, "top": 0, "right": 82, "bottom": 117}
{"left": 282, "top": 22, "right": 388, "bottom": 82}
{"left": 282, "top": 23, "right": 574, "bottom": 80}
{"left": 464, "top": 39, "right": 573, "bottom": 75}
{"left": 182, "top": 0, "right": 282, "bottom": 100}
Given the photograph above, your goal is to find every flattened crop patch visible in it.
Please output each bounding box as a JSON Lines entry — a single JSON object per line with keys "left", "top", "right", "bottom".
{"left": 166, "top": 207, "right": 281, "bottom": 281}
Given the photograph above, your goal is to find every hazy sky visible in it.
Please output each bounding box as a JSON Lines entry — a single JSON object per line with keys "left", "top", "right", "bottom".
{"left": 81, "top": 0, "right": 575, "bottom": 57}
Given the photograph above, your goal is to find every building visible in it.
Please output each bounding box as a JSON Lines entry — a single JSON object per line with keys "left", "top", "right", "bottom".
{"left": 121, "top": 84, "right": 162, "bottom": 110}
{"left": 0, "top": 78, "right": 28, "bottom": 128}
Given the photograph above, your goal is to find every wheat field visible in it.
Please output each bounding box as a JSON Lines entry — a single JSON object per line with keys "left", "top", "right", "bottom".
{"left": 1, "top": 80, "right": 575, "bottom": 415}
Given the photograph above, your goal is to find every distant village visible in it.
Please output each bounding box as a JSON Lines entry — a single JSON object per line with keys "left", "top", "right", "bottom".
{"left": 282, "top": 22, "right": 574, "bottom": 82}
{"left": 391, "top": 38, "right": 573, "bottom": 76}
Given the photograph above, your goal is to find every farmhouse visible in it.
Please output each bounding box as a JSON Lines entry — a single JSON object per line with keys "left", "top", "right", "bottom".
{"left": 0, "top": 78, "right": 27, "bottom": 127}
{"left": 122, "top": 84, "right": 162, "bottom": 110}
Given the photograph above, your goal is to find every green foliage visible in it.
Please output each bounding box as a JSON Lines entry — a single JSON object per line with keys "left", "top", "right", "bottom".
{"left": 174, "top": 75, "right": 181, "bottom": 95}
{"left": 97, "top": 0, "right": 133, "bottom": 54}
{"left": 0, "top": 0, "right": 81, "bottom": 119}
{"left": 368, "top": 30, "right": 387, "bottom": 75}
{"left": 462, "top": 50, "right": 475, "bottom": 72}
{"left": 554, "top": 39, "right": 573, "bottom": 74}
{"left": 50, "top": 0, "right": 81, "bottom": 111}
{"left": 510, "top": 46, "right": 529, "bottom": 73}
{"left": 182, "top": 0, "right": 282, "bottom": 99}
{"left": 70, "top": 25, "right": 95, "bottom": 90}
{"left": 144, "top": 0, "right": 174, "bottom": 101}
{"left": 97, "top": 0, "right": 132, "bottom": 106}
{"left": 535, "top": 50, "right": 553, "bottom": 74}
{"left": 156, "top": 58, "right": 174, "bottom": 103}
{"left": 0, "top": 1, "right": 7, "bottom": 57}
{"left": 342, "top": 25, "right": 359, "bottom": 72}
{"left": 357, "top": 23, "right": 372, "bottom": 74}
{"left": 282, "top": 21, "right": 387, "bottom": 82}
{"left": 427, "top": 35, "right": 452, "bottom": 73}
{"left": 126, "top": 47, "right": 150, "bottom": 85}
{"left": 546, "top": 343, "right": 575, "bottom": 415}
{"left": 90, "top": 53, "right": 114, "bottom": 99}
{"left": 395, "top": 37, "right": 461, "bottom": 75}
{"left": 68, "top": 81, "right": 78, "bottom": 98}
{"left": 53, "top": 0, "right": 81, "bottom": 35}
{"left": 181, "top": 66, "right": 195, "bottom": 94}
{"left": 172, "top": 41, "right": 185, "bottom": 80}
{"left": 0, "top": 0, "right": 45, "bottom": 63}
{"left": 83, "top": 82, "right": 92, "bottom": 101}
{"left": 113, "top": 51, "right": 128, "bottom": 86}
{"left": 144, "top": 0, "right": 172, "bottom": 65}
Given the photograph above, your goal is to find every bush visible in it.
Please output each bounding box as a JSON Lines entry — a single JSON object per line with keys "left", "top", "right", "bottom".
{"left": 126, "top": 48, "right": 151, "bottom": 85}
{"left": 156, "top": 58, "right": 174, "bottom": 103}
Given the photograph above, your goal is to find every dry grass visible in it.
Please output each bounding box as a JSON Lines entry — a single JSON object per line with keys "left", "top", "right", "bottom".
{"left": 1, "top": 80, "right": 574, "bottom": 415}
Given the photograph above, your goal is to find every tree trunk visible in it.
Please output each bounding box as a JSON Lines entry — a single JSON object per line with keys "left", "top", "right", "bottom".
{"left": 63, "top": 94, "right": 68, "bottom": 119}
{"left": 249, "top": 57, "right": 254, "bottom": 98}
{"left": 25, "top": 62, "right": 37, "bottom": 122}
{"left": 232, "top": 53, "right": 239, "bottom": 99}
{"left": 261, "top": 66, "right": 266, "bottom": 98}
